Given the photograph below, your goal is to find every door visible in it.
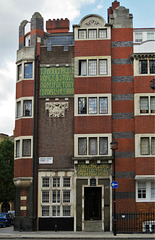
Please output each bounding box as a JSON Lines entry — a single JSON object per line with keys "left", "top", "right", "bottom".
{"left": 84, "top": 187, "right": 101, "bottom": 220}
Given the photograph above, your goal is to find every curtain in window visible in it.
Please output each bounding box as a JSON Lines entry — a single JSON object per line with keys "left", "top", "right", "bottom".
{"left": 150, "top": 97, "right": 155, "bottom": 112}
{"left": 141, "top": 137, "right": 149, "bottom": 155}
{"left": 151, "top": 137, "right": 155, "bottom": 155}
{"left": 88, "top": 60, "right": 97, "bottom": 75}
{"left": 22, "top": 139, "right": 31, "bottom": 156}
{"left": 99, "top": 29, "right": 107, "bottom": 38}
{"left": 99, "top": 137, "right": 108, "bottom": 155}
{"left": 78, "top": 30, "right": 86, "bottom": 39}
{"left": 16, "top": 140, "right": 20, "bottom": 158}
{"left": 78, "top": 138, "right": 87, "bottom": 155}
{"left": 78, "top": 97, "right": 87, "bottom": 114}
{"left": 88, "top": 98, "right": 97, "bottom": 114}
{"left": 99, "top": 60, "right": 107, "bottom": 75}
{"left": 17, "top": 102, "right": 21, "bottom": 118}
{"left": 23, "top": 100, "right": 32, "bottom": 116}
{"left": 151, "top": 182, "right": 155, "bottom": 198}
{"left": 88, "top": 29, "right": 97, "bottom": 39}
{"left": 99, "top": 97, "right": 108, "bottom": 114}
{"left": 140, "top": 97, "right": 148, "bottom": 112}
{"left": 89, "top": 137, "right": 97, "bottom": 155}
{"left": 80, "top": 61, "right": 87, "bottom": 76}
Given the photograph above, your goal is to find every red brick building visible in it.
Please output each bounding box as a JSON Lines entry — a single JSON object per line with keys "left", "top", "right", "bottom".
{"left": 13, "top": 0, "right": 155, "bottom": 232}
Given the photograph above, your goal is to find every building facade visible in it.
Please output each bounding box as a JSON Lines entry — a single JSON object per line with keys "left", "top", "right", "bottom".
{"left": 13, "top": 0, "right": 155, "bottom": 232}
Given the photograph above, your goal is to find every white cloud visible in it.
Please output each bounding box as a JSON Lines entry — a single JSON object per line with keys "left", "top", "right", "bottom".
{"left": 0, "top": 61, "right": 16, "bottom": 135}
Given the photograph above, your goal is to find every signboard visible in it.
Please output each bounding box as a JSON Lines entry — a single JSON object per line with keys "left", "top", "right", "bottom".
{"left": 77, "top": 164, "right": 109, "bottom": 177}
{"left": 40, "top": 67, "right": 74, "bottom": 96}
{"left": 111, "top": 181, "right": 118, "bottom": 189}
{"left": 39, "top": 157, "right": 53, "bottom": 164}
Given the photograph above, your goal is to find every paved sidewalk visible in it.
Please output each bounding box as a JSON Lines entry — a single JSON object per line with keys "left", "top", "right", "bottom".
{"left": 0, "top": 227, "right": 154, "bottom": 239}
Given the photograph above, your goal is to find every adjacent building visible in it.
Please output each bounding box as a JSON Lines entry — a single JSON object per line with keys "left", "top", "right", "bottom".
{"left": 13, "top": 0, "right": 155, "bottom": 232}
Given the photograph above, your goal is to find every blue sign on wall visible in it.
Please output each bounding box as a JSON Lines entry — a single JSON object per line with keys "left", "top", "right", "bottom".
{"left": 111, "top": 181, "right": 118, "bottom": 189}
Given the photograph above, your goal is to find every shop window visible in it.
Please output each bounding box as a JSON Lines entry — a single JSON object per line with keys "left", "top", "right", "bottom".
{"left": 22, "top": 139, "right": 31, "bottom": 157}
{"left": 23, "top": 100, "right": 32, "bottom": 116}
{"left": 24, "top": 62, "right": 32, "bottom": 78}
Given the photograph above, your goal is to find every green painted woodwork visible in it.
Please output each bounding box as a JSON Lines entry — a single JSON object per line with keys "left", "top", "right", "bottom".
{"left": 40, "top": 67, "right": 74, "bottom": 96}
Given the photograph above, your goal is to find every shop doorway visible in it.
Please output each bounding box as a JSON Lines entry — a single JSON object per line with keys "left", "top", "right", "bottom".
{"left": 84, "top": 187, "right": 102, "bottom": 220}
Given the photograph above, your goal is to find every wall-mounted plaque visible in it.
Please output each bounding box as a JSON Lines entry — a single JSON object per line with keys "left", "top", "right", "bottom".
{"left": 39, "top": 157, "right": 53, "bottom": 164}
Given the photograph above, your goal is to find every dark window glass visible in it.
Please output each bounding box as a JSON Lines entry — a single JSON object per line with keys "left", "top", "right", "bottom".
{"left": 78, "top": 97, "right": 87, "bottom": 114}
{"left": 78, "top": 138, "right": 87, "bottom": 155}
{"left": 139, "top": 60, "right": 147, "bottom": 74}
{"left": 150, "top": 60, "right": 155, "bottom": 74}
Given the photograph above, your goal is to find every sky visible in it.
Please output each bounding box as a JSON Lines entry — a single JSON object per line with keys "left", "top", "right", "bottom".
{"left": 0, "top": 0, "right": 154, "bottom": 136}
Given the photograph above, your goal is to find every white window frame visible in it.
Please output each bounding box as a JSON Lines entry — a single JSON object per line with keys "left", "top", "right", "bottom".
{"left": 16, "top": 97, "right": 34, "bottom": 119}
{"left": 16, "top": 61, "right": 34, "bottom": 82}
{"left": 135, "top": 134, "right": 155, "bottom": 157}
{"left": 74, "top": 94, "right": 111, "bottom": 116}
{"left": 14, "top": 136, "right": 33, "bottom": 159}
{"left": 77, "top": 27, "right": 110, "bottom": 40}
{"left": 74, "top": 133, "right": 112, "bottom": 157}
{"left": 135, "top": 177, "right": 155, "bottom": 202}
{"left": 76, "top": 56, "right": 111, "bottom": 77}
{"left": 134, "top": 94, "right": 155, "bottom": 116}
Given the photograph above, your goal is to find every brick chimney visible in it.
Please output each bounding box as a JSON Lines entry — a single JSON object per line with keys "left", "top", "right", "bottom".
{"left": 108, "top": 0, "right": 120, "bottom": 22}
{"left": 46, "top": 18, "right": 69, "bottom": 33}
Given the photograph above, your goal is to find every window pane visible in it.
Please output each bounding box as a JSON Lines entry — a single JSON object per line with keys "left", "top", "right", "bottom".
{"left": 88, "top": 29, "right": 97, "bottom": 39}
{"left": 151, "top": 137, "right": 155, "bottom": 155}
{"left": 78, "top": 138, "right": 87, "bottom": 155}
{"left": 99, "top": 97, "right": 108, "bottom": 114}
{"left": 150, "top": 60, "right": 155, "bottom": 74}
{"left": 141, "top": 137, "right": 149, "bottom": 155}
{"left": 42, "top": 178, "right": 50, "bottom": 187}
{"left": 99, "top": 137, "right": 108, "bottom": 155}
{"left": 135, "top": 33, "right": 142, "bottom": 42}
{"left": 18, "top": 64, "right": 22, "bottom": 80}
{"left": 98, "top": 29, "right": 107, "bottom": 38}
{"left": 89, "top": 137, "right": 97, "bottom": 155}
{"left": 22, "top": 139, "right": 31, "bottom": 157}
{"left": 52, "top": 177, "right": 60, "bottom": 187}
{"left": 78, "top": 97, "right": 87, "bottom": 114}
{"left": 150, "top": 97, "right": 155, "bottom": 113}
{"left": 147, "top": 32, "right": 154, "bottom": 40}
{"left": 24, "top": 63, "right": 32, "bottom": 78}
{"left": 88, "top": 60, "right": 97, "bottom": 75}
{"left": 140, "top": 97, "right": 148, "bottom": 113}
{"left": 42, "top": 191, "right": 49, "bottom": 203}
{"left": 79, "top": 60, "right": 87, "bottom": 76}
{"left": 25, "top": 34, "right": 31, "bottom": 47}
{"left": 17, "top": 102, "right": 21, "bottom": 118}
{"left": 88, "top": 97, "right": 97, "bottom": 114}
{"left": 138, "top": 182, "right": 146, "bottom": 198}
{"left": 52, "top": 206, "right": 60, "bottom": 216}
{"left": 63, "top": 177, "right": 70, "bottom": 187}
{"left": 151, "top": 182, "right": 155, "bottom": 198}
{"left": 23, "top": 100, "right": 32, "bottom": 116}
{"left": 78, "top": 30, "right": 86, "bottom": 39}
{"left": 63, "top": 190, "right": 70, "bottom": 203}
{"left": 42, "top": 206, "right": 49, "bottom": 216}
{"left": 99, "top": 59, "right": 107, "bottom": 75}
{"left": 139, "top": 60, "right": 147, "bottom": 74}
{"left": 52, "top": 190, "right": 60, "bottom": 203}
{"left": 63, "top": 206, "right": 71, "bottom": 216}
{"left": 16, "top": 140, "right": 20, "bottom": 158}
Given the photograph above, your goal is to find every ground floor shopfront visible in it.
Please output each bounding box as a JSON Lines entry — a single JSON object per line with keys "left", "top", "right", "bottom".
{"left": 38, "top": 160, "right": 112, "bottom": 231}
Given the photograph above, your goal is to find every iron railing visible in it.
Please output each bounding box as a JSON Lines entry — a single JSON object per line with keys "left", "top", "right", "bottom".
{"left": 116, "top": 211, "right": 155, "bottom": 233}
